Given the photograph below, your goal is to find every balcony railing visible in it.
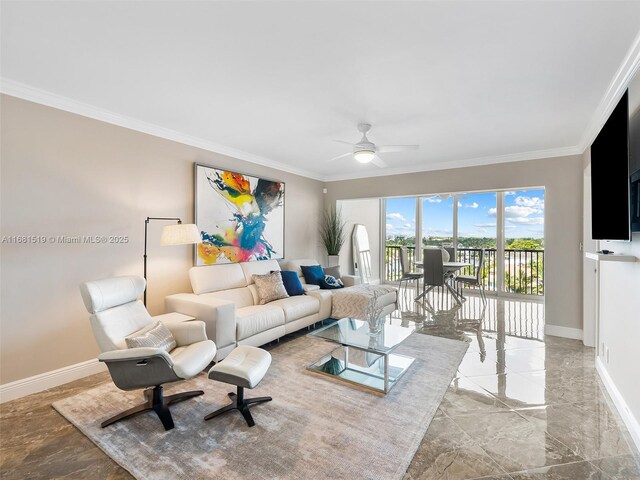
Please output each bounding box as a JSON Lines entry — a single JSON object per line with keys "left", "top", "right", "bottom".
{"left": 385, "top": 245, "right": 544, "bottom": 296}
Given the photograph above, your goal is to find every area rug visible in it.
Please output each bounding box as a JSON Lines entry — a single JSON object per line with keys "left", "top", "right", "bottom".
{"left": 53, "top": 332, "right": 467, "bottom": 480}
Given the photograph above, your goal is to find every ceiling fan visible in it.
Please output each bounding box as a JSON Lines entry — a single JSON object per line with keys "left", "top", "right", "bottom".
{"left": 330, "top": 123, "right": 419, "bottom": 167}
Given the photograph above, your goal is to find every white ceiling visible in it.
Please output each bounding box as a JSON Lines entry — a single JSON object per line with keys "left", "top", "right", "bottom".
{"left": 2, "top": 1, "right": 640, "bottom": 181}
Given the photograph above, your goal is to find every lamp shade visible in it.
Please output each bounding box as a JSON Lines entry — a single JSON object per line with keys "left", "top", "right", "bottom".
{"left": 160, "top": 223, "right": 201, "bottom": 246}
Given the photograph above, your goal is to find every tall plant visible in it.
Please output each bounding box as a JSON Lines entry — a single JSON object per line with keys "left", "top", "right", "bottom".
{"left": 320, "top": 208, "right": 346, "bottom": 256}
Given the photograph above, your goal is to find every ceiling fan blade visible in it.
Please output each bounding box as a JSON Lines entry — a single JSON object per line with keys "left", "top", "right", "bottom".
{"left": 333, "top": 140, "right": 355, "bottom": 146}
{"left": 371, "top": 155, "right": 387, "bottom": 168}
{"left": 329, "top": 152, "right": 352, "bottom": 162}
{"left": 377, "top": 145, "right": 420, "bottom": 153}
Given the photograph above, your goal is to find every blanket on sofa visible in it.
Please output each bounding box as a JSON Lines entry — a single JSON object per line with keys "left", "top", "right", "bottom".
{"left": 330, "top": 284, "right": 397, "bottom": 319}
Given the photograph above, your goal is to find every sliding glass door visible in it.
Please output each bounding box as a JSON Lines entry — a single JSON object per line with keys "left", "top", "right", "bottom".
{"left": 456, "top": 192, "right": 498, "bottom": 291}
{"left": 503, "top": 189, "right": 545, "bottom": 295}
{"left": 383, "top": 188, "right": 545, "bottom": 297}
{"left": 384, "top": 197, "right": 418, "bottom": 281}
{"left": 422, "top": 195, "right": 454, "bottom": 249}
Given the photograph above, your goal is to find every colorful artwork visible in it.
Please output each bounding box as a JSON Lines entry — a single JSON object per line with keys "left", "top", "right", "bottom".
{"left": 195, "top": 164, "right": 285, "bottom": 265}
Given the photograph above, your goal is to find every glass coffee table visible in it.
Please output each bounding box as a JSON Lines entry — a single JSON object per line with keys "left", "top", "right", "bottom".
{"left": 306, "top": 317, "right": 416, "bottom": 394}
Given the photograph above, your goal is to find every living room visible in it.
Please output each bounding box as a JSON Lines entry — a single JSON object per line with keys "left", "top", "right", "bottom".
{"left": 1, "top": 2, "right": 640, "bottom": 479}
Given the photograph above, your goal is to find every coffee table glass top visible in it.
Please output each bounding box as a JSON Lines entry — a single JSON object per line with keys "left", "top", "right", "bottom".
{"left": 309, "top": 317, "right": 416, "bottom": 354}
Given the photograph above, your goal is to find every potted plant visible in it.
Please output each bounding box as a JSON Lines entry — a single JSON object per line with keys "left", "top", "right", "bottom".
{"left": 320, "top": 208, "right": 346, "bottom": 267}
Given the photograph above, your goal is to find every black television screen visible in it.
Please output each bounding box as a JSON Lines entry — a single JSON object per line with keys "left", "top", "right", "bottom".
{"left": 591, "top": 90, "right": 630, "bottom": 241}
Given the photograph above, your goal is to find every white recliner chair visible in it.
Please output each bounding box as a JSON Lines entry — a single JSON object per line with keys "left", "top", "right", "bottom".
{"left": 79, "top": 275, "right": 216, "bottom": 431}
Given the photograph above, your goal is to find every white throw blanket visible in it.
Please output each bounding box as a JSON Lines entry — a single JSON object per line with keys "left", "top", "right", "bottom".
{"left": 330, "top": 284, "right": 397, "bottom": 319}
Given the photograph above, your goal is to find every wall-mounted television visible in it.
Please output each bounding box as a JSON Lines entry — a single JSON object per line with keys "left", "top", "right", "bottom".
{"left": 629, "top": 90, "right": 640, "bottom": 232}
{"left": 591, "top": 90, "right": 630, "bottom": 241}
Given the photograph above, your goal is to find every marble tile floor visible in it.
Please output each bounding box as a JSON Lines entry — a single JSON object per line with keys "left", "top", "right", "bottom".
{"left": 404, "top": 292, "right": 640, "bottom": 480}
{"left": 1, "top": 295, "right": 638, "bottom": 479}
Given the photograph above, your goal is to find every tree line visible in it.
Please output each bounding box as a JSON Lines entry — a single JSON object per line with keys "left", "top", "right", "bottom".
{"left": 386, "top": 236, "right": 544, "bottom": 250}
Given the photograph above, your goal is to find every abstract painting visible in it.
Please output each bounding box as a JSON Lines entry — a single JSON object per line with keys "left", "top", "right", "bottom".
{"left": 195, "top": 164, "right": 285, "bottom": 265}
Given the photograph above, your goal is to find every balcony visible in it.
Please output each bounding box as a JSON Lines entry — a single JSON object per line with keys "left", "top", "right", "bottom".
{"left": 385, "top": 245, "right": 544, "bottom": 296}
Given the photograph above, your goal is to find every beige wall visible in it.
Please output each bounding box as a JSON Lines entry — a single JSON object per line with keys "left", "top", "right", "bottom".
{"left": 0, "top": 95, "right": 324, "bottom": 384}
{"left": 325, "top": 155, "right": 585, "bottom": 331}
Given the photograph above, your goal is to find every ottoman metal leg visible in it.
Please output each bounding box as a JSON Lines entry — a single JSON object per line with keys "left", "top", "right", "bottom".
{"left": 204, "top": 386, "right": 272, "bottom": 427}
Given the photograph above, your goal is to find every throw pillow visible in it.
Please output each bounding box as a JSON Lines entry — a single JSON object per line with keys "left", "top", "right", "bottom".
{"left": 253, "top": 271, "right": 289, "bottom": 305}
{"left": 125, "top": 321, "right": 176, "bottom": 352}
{"left": 300, "top": 264, "right": 325, "bottom": 285}
{"left": 319, "top": 274, "right": 344, "bottom": 290}
{"left": 279, "top": 270, "right": 305, "bottom": 296}
{"left": 324, "top": 265, "right": 341, "bottom": 280}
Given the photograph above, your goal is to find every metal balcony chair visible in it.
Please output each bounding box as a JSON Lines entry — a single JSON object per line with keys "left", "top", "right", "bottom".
{"left": 398, "top": 246, "right": 422, "bottom": 300}
{"left": 455, "top": 248, "right": 487, "bottom": 302}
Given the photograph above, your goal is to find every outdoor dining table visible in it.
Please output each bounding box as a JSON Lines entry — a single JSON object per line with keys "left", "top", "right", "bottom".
{"left": 413, "top": 261, "right": 471, "bottom": 304}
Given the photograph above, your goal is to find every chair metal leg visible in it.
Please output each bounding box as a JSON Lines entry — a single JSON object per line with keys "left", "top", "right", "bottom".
{"left": 165, "top": 390, "right": 205, "bottom": 405}
{"left": 100, "top": 401, "right": 152, "bottom": 428}
{"left": 204, "top": 386, "right": 272, "bottom": 427}
{"left": 100, "top": 385, "right": 203, "bottom": 431}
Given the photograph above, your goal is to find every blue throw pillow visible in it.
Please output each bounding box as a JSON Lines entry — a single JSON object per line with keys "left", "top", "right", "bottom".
{"left": 300, "top": 264, "right": 325, "bottom": 285}
{"left": 319, "top": 275, "right": 344, "bottom": 290}
{"left": 280, "top": 270, "right": 305, "bottom": 296}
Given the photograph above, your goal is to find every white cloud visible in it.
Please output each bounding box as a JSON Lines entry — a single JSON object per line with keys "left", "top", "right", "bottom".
{"left": 488, "top": 205, "right": 543, "bottom": 226}
{"left": 386, "top": 212, "right": 406, "bottom": 221}
{"left": 404, "top": 223, "right": 412, "bottom": 228}
{"left": 425, "top": 228, "right": 453, "bottom": 235}
{"left": 515, "top": 196, "right": 544, "bottom": 210}
{"left": 474, "top": 223, "right": 496, "bottom": 228}
{"left": 505, "top": 191, "right": 516, "bottom": 196}
{"left": 507, "top": 217, "right": 544, "bottom": 225}
{"left": 468, "top": 202, "right": 479, "bottom": 209}
{"left": 457, "top": 201, "right": 462, "bottom": 207}
{"left": 386, "top": 223, "right": 393, "bottom": 230}
{"left": 505, "top": 206, "right": 538, "bottom": 218}
{"left": 424, "top": 196, "right": 442, "bottom": 203}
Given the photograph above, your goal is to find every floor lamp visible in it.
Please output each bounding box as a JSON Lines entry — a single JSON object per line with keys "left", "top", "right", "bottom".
{"left": 144, "top": 217, "right": 200, "bottom": 306}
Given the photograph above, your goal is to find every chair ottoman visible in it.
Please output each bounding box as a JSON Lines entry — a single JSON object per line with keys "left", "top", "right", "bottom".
{"left": 205, "top": 345, "right": 272, "bottom": 427}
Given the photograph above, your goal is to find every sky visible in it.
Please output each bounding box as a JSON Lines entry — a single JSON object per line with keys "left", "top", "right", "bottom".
{"left": 385, "top": 189, "right": 545, "bottom": 239}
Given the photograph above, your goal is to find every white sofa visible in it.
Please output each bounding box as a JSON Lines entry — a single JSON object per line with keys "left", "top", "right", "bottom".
{"left": 165, "top": 258, "right": 394, "bottom": 361}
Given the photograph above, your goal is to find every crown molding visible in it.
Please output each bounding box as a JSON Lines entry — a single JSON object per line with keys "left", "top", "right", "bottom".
{"left": 323, "top": 145, "right": 582, "bottom": 182}
{"left": 0, "top": 78, "right": 325, "bottom": 182}
{"left": 579, "top": 29, "right": 640, "bottom": 152}
{"left": 4, "top": 23, "right": 639, "bottom": 188}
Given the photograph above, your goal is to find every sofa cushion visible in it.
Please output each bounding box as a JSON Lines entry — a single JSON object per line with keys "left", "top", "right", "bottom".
{"left": 270, "top": 295, "right": 320, "bottom": 322}
{"left": 189, "top": 264, "right": 246, "bottom": 294}
{"left": 125, "top": 321, "right": 177, "bottom": 352}
{"left": 236, "top": 305, "right": 285, "bottom": 341}
{"left": 324, "top": 265, "right": 342, "bottom": 280}
{"left": 300, "top": 264, "right": 325, "bottom": 285}
{"left": 280, "top": 270, "right": 305, "bottom": 296}
{"left": 204, "top": 287, "right": 254, "bottom": 308}
{"left": 284, "top": 259, "right": 321, "bottom": 278}
{"left": 241, "top": 259, "right": 281, "bottom": 285}
{"left": 319, "top": 275, "right": 344, "bottom": 290}
{"left": 253, "top": 272, "right": 289, "bottom": 305}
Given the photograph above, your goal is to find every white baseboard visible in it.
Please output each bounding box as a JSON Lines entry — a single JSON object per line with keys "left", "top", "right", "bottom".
{"left": 596, "top": 357, "right": 640, "bottom": 454}
{"left": 0, "top": 358, "right": 106, "bottom": 404}
{"left": 544, "top": 324, "right": 583, "bottom": 340}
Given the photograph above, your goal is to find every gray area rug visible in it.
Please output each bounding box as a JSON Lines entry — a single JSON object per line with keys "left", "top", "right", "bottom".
{"left": 53, "top": 333, "right": 467, "bottom": 480}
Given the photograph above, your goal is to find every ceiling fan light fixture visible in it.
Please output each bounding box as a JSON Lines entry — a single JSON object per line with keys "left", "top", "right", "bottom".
{"left": 354, "top": 150, "right": 375, "bottom": 163}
